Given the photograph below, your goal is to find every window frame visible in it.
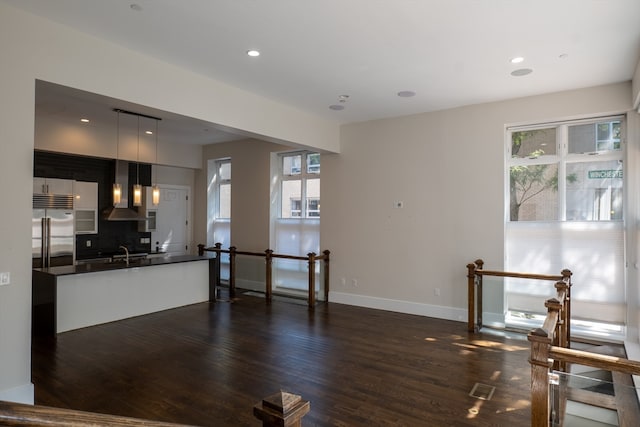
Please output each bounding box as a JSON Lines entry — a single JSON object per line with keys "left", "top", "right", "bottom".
{"left": 214, "top": 158, "right": 231, "bottom": 220}
{"left": 279, "top": 151, "right": 320, "bottom": 219}
{"left": 506, "top": 116, "right": 625, "bottom": 223}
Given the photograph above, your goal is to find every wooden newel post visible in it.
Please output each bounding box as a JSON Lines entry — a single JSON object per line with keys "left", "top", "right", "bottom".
{"left": 308, "top": 252, "right": 316, "bottom": 308}
{"left": 197, "top": 244, "right": 205, "bottom": 256}
{"left": 528, "top": 328, "right": 553, "bottom": 427}
{"left": 323, "top": 250, "right": 330, "bottom": 303}
{"left": 265, "top": 249, "right": 273, "bottom": 303}
{"left": 229, "top": 246, "right": 237, "bottom": 299}
{"left": 253, "top": 390, "right": 310, "bottom": 427}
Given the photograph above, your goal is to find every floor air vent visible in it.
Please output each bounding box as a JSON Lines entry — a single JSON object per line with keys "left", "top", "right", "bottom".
{"left": 469, "top": 383, "right": 495, "bottom": 400}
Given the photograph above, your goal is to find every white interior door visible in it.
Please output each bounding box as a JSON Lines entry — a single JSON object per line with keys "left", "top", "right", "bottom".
{"left": 153, "top": 186, "right": 190, "bottom": 255}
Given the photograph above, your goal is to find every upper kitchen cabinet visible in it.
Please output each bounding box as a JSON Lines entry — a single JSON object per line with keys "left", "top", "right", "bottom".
{"left": 33, "top": 177, "right": 73, "bottom": 195}
{"left": 73, "top": 181, "right": 98, "bottom": 234}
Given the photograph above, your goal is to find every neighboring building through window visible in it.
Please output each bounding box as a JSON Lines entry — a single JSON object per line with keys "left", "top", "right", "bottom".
{"left": 280, "top": 152, "right": 320, "bottom": 218}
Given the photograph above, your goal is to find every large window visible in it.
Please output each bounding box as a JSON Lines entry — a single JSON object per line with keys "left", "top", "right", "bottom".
{"left": 273, "top": 151, "right": 321, "bottom": 294}
{"left": 505, "top": 117, "right": 625, "bottom": 338}
{"left": 207, "top": 158, "right": 231, "bottom": 279}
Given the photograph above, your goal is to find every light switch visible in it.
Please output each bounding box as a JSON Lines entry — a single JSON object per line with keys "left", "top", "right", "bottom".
{"left": 0, "top": 272, "right": 10, "bottom": 286}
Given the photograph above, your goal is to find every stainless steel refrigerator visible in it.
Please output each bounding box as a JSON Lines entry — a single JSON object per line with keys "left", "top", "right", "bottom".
{"left": 32, "top": 194, "right": 75, "bottom": 268}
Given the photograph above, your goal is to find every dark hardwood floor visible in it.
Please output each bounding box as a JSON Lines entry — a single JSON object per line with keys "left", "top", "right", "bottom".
{"left": 31, "top": 292, "right": 532, "bottom": 426}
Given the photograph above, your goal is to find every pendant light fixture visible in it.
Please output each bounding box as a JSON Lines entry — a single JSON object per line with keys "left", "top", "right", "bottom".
{"left": 113, "top": 110, "right": 122, "bottom": 205}
{"left": 133, "top": 115, "right": 143, "bottom": 207}
{"left": 152, "top": 118, "right": 160, "bottom": 206}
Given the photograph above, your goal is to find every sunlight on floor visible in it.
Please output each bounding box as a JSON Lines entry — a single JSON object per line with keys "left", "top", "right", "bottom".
{"left": 470, "top": 339, "right": 528, "bottom": 352}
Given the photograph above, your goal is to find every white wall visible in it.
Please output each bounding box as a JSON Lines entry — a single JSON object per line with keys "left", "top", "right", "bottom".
{"left": 198, "top": 138, "right": 290, "bottom": 250}
{"left": 196, "top": 139, "right": 292, "bottom": 291}
{"left": 323, "top": 82, "right": 635, "bottom": 322}
{"left": 35, "top": 108, "right": 203, "bottom": 169}
{"left": 0, "top": 2, "right": 339, "bottom": 403}
{"left": 633, "top": 59, "right": 640, "bottom": 110}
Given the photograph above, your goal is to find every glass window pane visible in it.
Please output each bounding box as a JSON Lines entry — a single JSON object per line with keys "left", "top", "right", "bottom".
{"left": 511, "top": 128, "right": 556, "bottom": 158}
{"left": 305, "top": 178, "right": 320, "bottom": 218}
{"left": 509, "top": 163, "right": 558, "bottom": 221}
{"left": 566, "top": 160, "right": 623, "bottom": 221}
{"left": 307, "top": 153, "right": 320, "bottom": 174}
{"left": 569, "top": 120, "right": 621, "bottom": 153}
{"left": 283, "top": 155, "right": 302, "bottom": 175}
{"left": 219, "top": 183, "right": 231, "bottom": 218}
{"left": 219, "top": 162, "right": 231, "bottom": 180}
{"left": 281, "top": 180, "right": 301, "bottom": 218}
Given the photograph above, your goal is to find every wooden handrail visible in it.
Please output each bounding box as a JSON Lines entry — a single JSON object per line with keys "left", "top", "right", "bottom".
{"left": 466, "top": 259, "right": 572, "bottom": 333}
{"left": 2, "top": 389, "right": 312, "bottom": 427}
{"left": 198, "top": 244, "right": 330, "bottom": 308}
{"left": 548, "top": 347, "right": 640, "bottom": 376}
{"left": 0, "top": 400, "right": 197, "bottom": 426}
{"left": 527, "top": 270, "right": 640, "bottom": 426}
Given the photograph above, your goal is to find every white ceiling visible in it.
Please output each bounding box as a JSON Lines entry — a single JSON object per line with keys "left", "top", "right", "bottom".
{"left": 7, "top": 0, "right": 640, "bottom": 143}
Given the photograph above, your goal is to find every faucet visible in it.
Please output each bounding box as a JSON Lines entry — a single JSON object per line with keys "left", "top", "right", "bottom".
{"left": 119, "top": 245, "right": 129, "bottom": 265}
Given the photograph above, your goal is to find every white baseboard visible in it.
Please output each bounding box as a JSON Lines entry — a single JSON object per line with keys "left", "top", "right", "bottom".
{"left": 0, "top": 382, "right": 34, "bottom": 404}
{"left": 329, "top": 291, "right": 467, "bottom": 323}
{"left": 235, "top": 279, "right": 266, "bottom": 293}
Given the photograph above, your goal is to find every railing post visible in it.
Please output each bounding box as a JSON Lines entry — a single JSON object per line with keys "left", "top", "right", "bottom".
{"left": 475, "top": 259, "right": 484, "bottom": 331}
{"left": 323, "top": 249, "right": 330, "bottom": 303}
{"left": 554, "top": 282, "right": 569, "bottom": 350}
{"left": 561, "top": 269, "right": 572, "bottom": 347}
{"left": 467, "top": 261, "right": 478, "bottom": 332}
{"left": 214, "top": 243, "right": 222, "bottom": 291}
{"left": 528, "top": 328, "right": 553, "bottom": 427}
{"left": 545, "top": 298, "right": 563, "bottom": 373}
{"left": 229, "top": 246, "right": 237, "bottom": 299}
{"left": 253, "top": 390, "right": 310, "bottom": 427}
{"left": 467, "top": 259, "right": 485, "bottom": 333}
{"left": 265, "top": 249, "right": 273, "bottom": 303}
{"left": 308, "top": 252, "right": 316, "bottom": 308}
{"left": 197, "top": 244, "right": 205, "bottom": 256}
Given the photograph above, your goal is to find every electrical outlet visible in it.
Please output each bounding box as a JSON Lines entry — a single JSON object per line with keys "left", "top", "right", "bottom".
{"left": 434, "top": 288, "right": 440, "bottom": 296}
{"left": 86, "top": 240, "right": 92, "bottom": 247}
{"left": 0, "top": 272, "right": 10, "bottom": 286}
{"left": 340, "top": 277, "right": 346, "bottom": 286}
{"left": 352, "top": 278, "right": 358, "bottom": 287}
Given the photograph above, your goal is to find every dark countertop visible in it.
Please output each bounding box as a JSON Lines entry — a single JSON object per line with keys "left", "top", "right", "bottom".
{"left": 34, "top": 254, "right": 214, "bottom": 277}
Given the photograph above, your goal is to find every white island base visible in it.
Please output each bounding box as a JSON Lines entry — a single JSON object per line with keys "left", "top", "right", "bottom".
{"left": 56, "top": 260, "right": 209, "bottom": 333}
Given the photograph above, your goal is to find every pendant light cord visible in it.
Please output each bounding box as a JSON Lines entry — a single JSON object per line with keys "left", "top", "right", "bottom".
{"left": 136, "top": 115, "right": 140, "bottom": 185}
{"left": 115, "top": 111, "right": 120, "bottom": 176}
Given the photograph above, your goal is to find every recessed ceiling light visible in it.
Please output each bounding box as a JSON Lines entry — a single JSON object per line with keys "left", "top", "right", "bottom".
{"left": 559, "top": 53, "right": 569, "bottom": 59}
{"left": 329, "top": 105, "right": 345, "bottom": 111}
{"left": 510, "top": 56, "right": 525, "bottom": 64}
{"left": 511, "top": 68, "right": 533, "bottom": 77}
{"left": 145, "top": 130, "right": 153, "bottom": 135}
{"left": 80, "top": 118, "right": 90, "bottom": 123}
{"left": 397, "top": 91, "right": 416, "bottom": 98}
{"left": 247, "top": 50, "right": 260, "bottom": 57}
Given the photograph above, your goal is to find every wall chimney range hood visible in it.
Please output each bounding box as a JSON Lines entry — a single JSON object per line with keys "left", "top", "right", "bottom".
{"left": 103, "top": 160, "right": 147, "bottom": 221}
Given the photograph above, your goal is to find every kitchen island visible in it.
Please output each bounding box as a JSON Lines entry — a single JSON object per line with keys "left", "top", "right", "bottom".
{"left": 33, "top": 255, "right": 216, "bottom": 335}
